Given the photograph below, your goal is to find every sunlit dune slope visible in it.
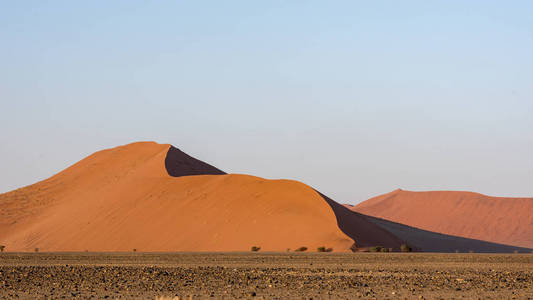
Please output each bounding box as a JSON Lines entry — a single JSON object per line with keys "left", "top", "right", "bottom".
{"left": 352, "top": 189, "right": 533, "bottom": 248}
{"left": 0, "top": 142, "right": 356, "bottom": 252}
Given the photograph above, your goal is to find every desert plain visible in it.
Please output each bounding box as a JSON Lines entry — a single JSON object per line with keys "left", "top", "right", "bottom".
{"left": 1, "top": 252, "right": 532, "bottom": 299}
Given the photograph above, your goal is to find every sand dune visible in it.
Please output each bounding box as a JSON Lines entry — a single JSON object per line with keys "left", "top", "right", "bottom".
{"left": 1, "top": 142, "right": 529, "bottom": 253}
{"left": 0, "top": 142, "right": 360, "bottom": 252}
{"left": 363, "top": 214, "right": 531, "bottom": 253}
{"left": 352, "top": 189, "right": 533, "bottom": 248}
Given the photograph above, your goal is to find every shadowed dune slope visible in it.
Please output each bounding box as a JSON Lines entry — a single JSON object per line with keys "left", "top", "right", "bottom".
{"left": 353, "top": 189, "right": 533, "bottom": 248}
{"left": 363, "top": 215, "right": 531, "bottom": 253}
{"left": 0, "top": 142, "right": 358, "bottom": 252}
{"left": 317, "top": 192, "right": 403, "bottom": 249}
{"left": 165, "top": 146, "right": 225, "bottom": 177}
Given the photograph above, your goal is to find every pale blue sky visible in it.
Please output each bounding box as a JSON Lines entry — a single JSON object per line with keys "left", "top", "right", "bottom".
{"left": 1, "top": 1, "right": 532, "bottom": 203}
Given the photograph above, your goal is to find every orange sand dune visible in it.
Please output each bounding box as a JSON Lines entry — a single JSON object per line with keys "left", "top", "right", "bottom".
{"left": 0, "top": 142, "right": 363, "bottom": 252}
{"left": 352, "top": 189, "right": 533, "bottom": 248}
{"left": 4, "top": 142, "right": 523, "bottom": 253}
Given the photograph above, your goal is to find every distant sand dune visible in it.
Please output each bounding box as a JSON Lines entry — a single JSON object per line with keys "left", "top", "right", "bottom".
{"left": 352, "top": 189, "right": 533, "bottom": 248}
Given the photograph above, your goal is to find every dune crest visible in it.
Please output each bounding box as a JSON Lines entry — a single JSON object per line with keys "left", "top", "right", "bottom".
{"left": 352, "top": 189, "right": 533, "bottom": 248}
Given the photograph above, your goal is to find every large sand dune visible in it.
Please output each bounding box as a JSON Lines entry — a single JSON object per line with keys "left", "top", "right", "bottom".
{"left": 352, "top": 189, "right": 533, "bottom": 248}
{"left": 0, "top": 142, "right": 369, "bottom": 252}
{"left": 1, "top": 142, "right": 529, "bottom": 253}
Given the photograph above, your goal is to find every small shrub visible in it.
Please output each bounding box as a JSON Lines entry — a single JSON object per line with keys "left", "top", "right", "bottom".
{"left": 34, "top": 247, "right": 39, "bottom": 253}
{"left": 133, "top": 248, "right": 137, "bottom": 252}
{"left": 388, "top": 248, "right": 393, "bottom": 252}
{"left": 251, "top": 246, "right": 261, "bottom": 252}
{"left": 369, "top": 246, "right": 383, "bottom": 252}
{"left": 295, "top": 246, "right": 308, "bottom": 252}
{"left": 316, "top": 246, "right": 333, "bottom": 252}
{"left": 380, "top": 247, "right": 389, "bottom": 253}
{"left": 400, "top": 244, "right": 411, "bottom": 252}
{"left": 0, "top": 245, "right": 5, "bottom": 252}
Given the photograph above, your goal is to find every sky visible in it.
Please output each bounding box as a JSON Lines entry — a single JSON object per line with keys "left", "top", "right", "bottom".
{"left": 1, "top": 1, "right": 532, "bottom": 204}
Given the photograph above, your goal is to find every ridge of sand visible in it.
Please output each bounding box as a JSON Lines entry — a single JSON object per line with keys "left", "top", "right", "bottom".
{"left": 0, "top": 142, "right": 359, "bottom": 252}
{"left": 352, "top": 189, "right": 533, "bottom": 248}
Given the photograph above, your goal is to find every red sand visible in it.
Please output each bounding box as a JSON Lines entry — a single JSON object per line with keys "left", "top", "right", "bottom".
{"left": 0, "top": 142, "right": 359, "bottom": 252}
{"left": 352, "top": 189, "right": 533, "bottom": 248}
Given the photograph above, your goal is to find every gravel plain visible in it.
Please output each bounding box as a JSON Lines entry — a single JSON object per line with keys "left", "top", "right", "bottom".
{"left": 1, "top": 252, "right": 532, "bottom": 299}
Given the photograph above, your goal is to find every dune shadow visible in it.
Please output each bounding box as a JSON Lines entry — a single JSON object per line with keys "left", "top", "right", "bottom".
{"left": 164, "top": 146, "right": 226, "bottom": 177}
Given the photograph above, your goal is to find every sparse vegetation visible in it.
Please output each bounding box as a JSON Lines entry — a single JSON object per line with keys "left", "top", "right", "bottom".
{"left": 380, "top": 247, "right": 389, "bottom": 253}
{"left": 34, "top": 248, "right": 39, "bottom": 253}
{"left": 295, "top": 247, "right": 308, "bottom": 252}
{"left": 400, "top": 244, "right": 412, "bottom": 252}
{"left": 251, "top": 246, "right": 261, "bottom": 252}
{"left": 0, "top": 245, "right": 5, "bottom": 252}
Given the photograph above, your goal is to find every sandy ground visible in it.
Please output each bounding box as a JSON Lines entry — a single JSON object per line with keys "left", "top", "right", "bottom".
{"left": 1, "top": 252, "right": 532, "bottom": 299}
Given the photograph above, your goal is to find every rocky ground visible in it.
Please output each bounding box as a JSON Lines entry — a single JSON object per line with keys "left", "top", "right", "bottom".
{"left": 0, "top": 252, "right": 532, "bottom": 299}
